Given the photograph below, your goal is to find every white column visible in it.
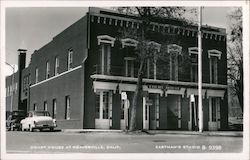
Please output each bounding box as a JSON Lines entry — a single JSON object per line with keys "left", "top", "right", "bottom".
{"left": 216, "top": 98, "right": 221, "bottom": 129}
{"left": 109, "top": 91, "right": 112, "bottom": 128}
{"left": 178, "top": 96, "right": 181, "bottom": 129}
{"left": 100, "top": 91, "right": 103, "bottom": 119}
{"left": 143, "top": 97, "right": 146, "bottom": 129}
{"left": 198, "top": 6, "right": 203, "bottom": 132}
{"left": 101, "top": 45, "right": 104, "bottom": 74}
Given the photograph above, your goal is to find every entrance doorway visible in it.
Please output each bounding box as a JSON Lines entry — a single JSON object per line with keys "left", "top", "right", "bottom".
{"left": 120, "top": 99, "right": 129, "bottom": 130}
{"left": 143, "top": 97, "right": 150, "bottom": 130}
{"left": 189, "top": 96, "right": 198, "bottom": 131}
{"left": 95, "top": 91, "right": 112, "bottom": 129}
{"left": 208, "top": 97, "right": 220, "bottom": 131}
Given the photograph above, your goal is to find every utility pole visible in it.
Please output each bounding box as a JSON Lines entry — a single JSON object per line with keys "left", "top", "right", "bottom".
{"left": 198, "top": 6, "right": 203, "bottom": 132}
{"left": 5, "top": 62, "right": 15, "bottom": 112}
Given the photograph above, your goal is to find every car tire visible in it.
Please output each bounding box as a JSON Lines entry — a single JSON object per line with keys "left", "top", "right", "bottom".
{"left": 29, "top": 125, "right": 33, "bottom": 132}
{"left": 21, "top": 124, "right": 25, "bottom": 131}
{"left": 10, "top": 124, "right": 14, "bottom": 131}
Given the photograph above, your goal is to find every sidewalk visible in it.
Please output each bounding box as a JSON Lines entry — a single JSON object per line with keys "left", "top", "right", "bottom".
{"left": 61, "top": 129, "right": 243, "bottom": 137}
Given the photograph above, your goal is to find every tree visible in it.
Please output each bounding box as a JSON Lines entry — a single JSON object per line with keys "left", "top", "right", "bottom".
{"left": 227, "top": 8, "right": 243, "bottom": 113}
{"left": 115, "top": 7, "right": 189, "bottom": 131}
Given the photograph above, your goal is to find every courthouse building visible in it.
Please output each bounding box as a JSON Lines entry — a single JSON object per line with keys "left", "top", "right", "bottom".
{"left": 6, "top": 7, "right": 228, "bottom": 131}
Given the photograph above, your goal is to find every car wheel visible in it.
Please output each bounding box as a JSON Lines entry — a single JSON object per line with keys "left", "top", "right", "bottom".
{"left": 10, "top": 124, "right": 14, "bottom": 131}
{"left": 21, "top": 124, "right": 25, "bottom": 131}
{"left": 29, "top": 125, "right": 33, "bottom": 132}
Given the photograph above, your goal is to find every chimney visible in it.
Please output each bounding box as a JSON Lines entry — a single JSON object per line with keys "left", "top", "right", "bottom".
{"left": 17, "top": 49, "right": 27, "bottom": 111}
{"left": 18, "top": 49, "right": 27, "bottom": 70}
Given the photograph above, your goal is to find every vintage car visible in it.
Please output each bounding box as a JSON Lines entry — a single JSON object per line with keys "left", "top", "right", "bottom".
{"left": 6, "top": 110, "right": 26, "bottom": 131}
{"left": 21, "top": 111, "right": 57, "bottom": 132}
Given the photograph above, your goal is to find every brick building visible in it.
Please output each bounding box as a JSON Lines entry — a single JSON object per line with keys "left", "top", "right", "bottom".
{"left": 6, "top": 7, "right": 228, "bottom": 131}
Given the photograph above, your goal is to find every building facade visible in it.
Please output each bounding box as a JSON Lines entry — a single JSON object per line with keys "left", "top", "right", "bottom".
{"left": 6, "top": 7, "right": 228, "bottom": 131}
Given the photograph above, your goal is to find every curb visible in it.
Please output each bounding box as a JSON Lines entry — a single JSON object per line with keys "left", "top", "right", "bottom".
{"left": 61, "top": 129, "right": 243, "bottom": 137}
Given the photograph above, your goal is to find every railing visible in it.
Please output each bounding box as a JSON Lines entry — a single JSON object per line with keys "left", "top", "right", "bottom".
{"left": 92, "top": 65, "right": 227, "bottom": 85}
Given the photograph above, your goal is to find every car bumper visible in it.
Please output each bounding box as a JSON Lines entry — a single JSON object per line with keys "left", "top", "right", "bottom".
{"left": 33, "top": 124, "right": 57, "bottom": 129}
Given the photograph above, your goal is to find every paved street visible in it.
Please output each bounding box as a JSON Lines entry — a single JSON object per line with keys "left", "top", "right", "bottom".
{"left": 6, "top": 131, "right": 242, "bottom": 153}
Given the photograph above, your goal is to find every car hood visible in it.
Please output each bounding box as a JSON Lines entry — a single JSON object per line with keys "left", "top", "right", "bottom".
{"left": 33, "top": 116, "right": 53, "bottom": 122}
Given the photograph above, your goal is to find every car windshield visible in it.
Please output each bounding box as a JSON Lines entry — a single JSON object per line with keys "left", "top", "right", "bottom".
{"left": 12, "top": 111, "right": 26, "bottom": 117}
{"left": 33, "top": 111, "right": 50, "bottom": 117}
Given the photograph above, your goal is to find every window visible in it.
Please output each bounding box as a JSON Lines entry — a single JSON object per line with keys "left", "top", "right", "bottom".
{"left": 121, "top": 39, "right": 138, "bottom": 78}
{"left": 46, "top": 61, "right": 50, "bottom": 79}
{"left": 65, "top": 96, "right": 70, "bottom": 120}
{"left": 35, "top": 68, "right": 39, "bottom": 83}
{"left": 52, "top": 99, "right": 57, "bottom": 118}
{"left": 210, "top": 56, "right": 218, "bottom": 84}
{"left": 103, "top": 92, "right": 109, "bottom": 119}
{"left": 190, "top": 54, "right": 198, "bottom": 82}
{"left": 121, "top": 100, "right": 125, "bottom": 120}
{"left": 55, "top": 57, "right": 59, "bottom": 75}
{"left": 33, "top": 104, "right": 37, "bottom": 111}
{"left": 95, "top": 91, "right": 111, "bottom": 120}
{"left": 44, "top": 101, "right": 48, "bottom": 111}
{"left": 124, "top": 57, "right": 135, "bottom": 77}
{"left": 97, "top": 35, "right": 115, "bottom": 75}
{"left": 210, "top": 97, "right": 220, "bottom": 123}
{"left": 95, "top": 93, "right": 100, "bottom": 118}
{"left": 212, "top": 98, "right": 217, "bottom": 122}
{"left": 147, "top": 41, "right": 161, "bottom": 79}
{"left": 208, "top": 49, "right": 221, "bottom": 84}
{"left": 168, "top": 44, "right": 182, "bottom": 81}
{"left": 67, "top": 49, "right": 73, "bottom": 70}
{"left": 100, "top": 44, "right": 111, "bottom": 75}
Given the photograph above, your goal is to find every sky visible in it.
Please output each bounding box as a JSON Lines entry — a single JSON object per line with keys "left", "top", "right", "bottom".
{"left": 5, "top": 7, "right": 233, "bottom": 75}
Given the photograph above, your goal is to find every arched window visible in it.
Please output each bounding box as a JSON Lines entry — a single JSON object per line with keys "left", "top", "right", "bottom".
{"left": 147, "top": 41, "right": 161, "bottom": 79}
{"left": 121, "top": 38, "right": 138, "bottom": 77}
{"left": 97, "top": 35, "right": 116, "bottom": 75}
{"left": 167, "top": 44, "right": 182, "bottom": 81}
{"left": 208, "top": 49, "right": 222, "bottom": 84}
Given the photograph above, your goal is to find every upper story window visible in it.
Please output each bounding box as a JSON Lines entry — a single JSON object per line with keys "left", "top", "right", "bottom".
{"left": 167, "top": 44, "right": 182, "bottom": 81}
{"left": 46, "top": 61, "right": 50, "bottom": 79}
{"left": 35, "top": 68, "right": 39, "bottom": 83}
{"left": 97, "top": 35, "right": 116, "bottom": 75}
{"left": 121, "top": 38, "right": 138, "bottom": 78}
{"left": 188, "top": 47, "right": 200, "bottom": 82}
{"left": 67, "top": 49, "right": 73, "bottom": 70}
{"left": 208, "top": 49, "right": 222, "bottom": 84}
{"left": 44, "top": 101, "right": 48, "bottom": 111}
{"left": 23, "top": 75, "right": 29, "bottom": 92}
{"left": 33, "top": 103, "right": 37, "bottom": 111}
{"left": 55, "top": 57, "right": 59, "bottom": 76}
{"left": 146, "top": 41, "right": 161, "bottom": 79}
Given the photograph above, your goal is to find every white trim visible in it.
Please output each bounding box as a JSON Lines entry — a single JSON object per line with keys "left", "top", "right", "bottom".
{"left": 167, "top": 44, "right": 182, "bottom": 54}
{"left": 188, "top": 47, "right": 203, "bottom": 56}
{"left": 124, "top": 57, "right": 136, "bottom": 61}
{"left": 97, "top": 35, "right": 116, "bottom": 47}
{"left": 121, "top": 38, "right": 138, "bottom": 48}
{"left": 207, "top": 89, "right": 225, "bottom": 99}
{"left": 31, "top": 65, "right": 82, "bottom": 88}
{"left": 186, "top": 88, "right": 206, "bottom": 99}
{"left": 90, "top": 74, "right": 228, "bottom": 89}
{"left": 165, "top": 88, "right": 186, "bottom": 97}
{"left": 148, "top": 41, "right": 161, "bottom": 52}
{"left": 208, "top": 49, "right": 222, "bottom": 60}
